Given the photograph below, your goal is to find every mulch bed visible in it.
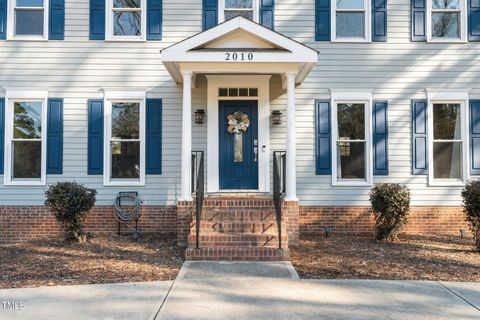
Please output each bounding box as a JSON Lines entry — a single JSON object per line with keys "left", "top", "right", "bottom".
{"left": 0, "top": 233, "right": 184, "bottom": 289}
{"left": 290, "top": 234, "right": 480, "bottom": 281}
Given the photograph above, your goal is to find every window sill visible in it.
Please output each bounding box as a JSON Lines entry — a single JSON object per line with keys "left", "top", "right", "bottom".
{"left": 428, "top": 179, "right": 466, "bottom": 187}
{"left": 427, "top": 38, "right": 467, "bottom": 44}
{"left": 7, "top": 36, "right": 48, "bottom": 42}
{"left": 105, "top": 37, "right": 146, "bottom": 43}
{"left": 332, "top": 38, "right": 371, "bottom": 43}
{"left": 4, "top": 180, "right": 46, "bottom": 187}
{"left": 104, "top": 180, "right": 145, "bottom": 187}
{"left": 332, "top": 180, "right": 373, "bottom": 187}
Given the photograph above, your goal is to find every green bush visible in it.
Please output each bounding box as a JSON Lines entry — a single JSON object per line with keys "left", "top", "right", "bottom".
{"left": 369, "top": 183, "right": 411, "bottom": 241}
{"left": 45, "top": 182, "right": 97, "bottom": 242}
{"left": 461, "top": 180, "right": 480, "bottom": 251}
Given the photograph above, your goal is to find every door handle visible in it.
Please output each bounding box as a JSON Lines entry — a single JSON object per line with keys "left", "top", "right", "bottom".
{"left": 254, "top": 139, "right": 258, "bottom": 162}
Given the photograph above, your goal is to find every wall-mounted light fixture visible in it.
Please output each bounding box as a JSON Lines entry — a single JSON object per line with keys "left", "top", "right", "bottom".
{"left": 271, "top": 110, "right": 282, "bottom": 125}
{"left": 194, "top": 109, "right": 205, "bottom": 124}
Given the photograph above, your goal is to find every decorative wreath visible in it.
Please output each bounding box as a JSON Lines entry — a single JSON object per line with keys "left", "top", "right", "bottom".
{"left": 227, "top": 111, "right": 250, "bottom": 135}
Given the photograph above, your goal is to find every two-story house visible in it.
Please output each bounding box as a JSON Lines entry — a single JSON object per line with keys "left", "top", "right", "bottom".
{"left": 0, "top": 0, "right": 478, "bottom": 260}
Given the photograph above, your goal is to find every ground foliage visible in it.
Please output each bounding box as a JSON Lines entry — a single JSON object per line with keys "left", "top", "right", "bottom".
{"left": 0, "top": 234, "right": 184, "bottom": 289}
{"left": 461, "top": 180, "right": 480, "bottom": 251}
{"left": 291, "top": 234, "right": 480, "bottom": 281}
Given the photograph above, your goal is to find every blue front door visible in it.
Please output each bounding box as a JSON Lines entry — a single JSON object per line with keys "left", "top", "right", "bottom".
{"left": 219, "top": 100, "right": 258, "bottom": 190}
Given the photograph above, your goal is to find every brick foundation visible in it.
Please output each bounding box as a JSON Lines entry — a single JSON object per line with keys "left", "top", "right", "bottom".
{"left": 299, "top": 206, "right": 469, "bottom": 236}
{"left": 0, "top": 204, "right": 470, "bottom": 243}
{"left": 0, "top": 206, "right": 176, "bottom": 243}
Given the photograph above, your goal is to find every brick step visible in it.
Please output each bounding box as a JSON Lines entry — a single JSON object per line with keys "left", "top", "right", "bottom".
{"left": 192, "top": 211, "right": 277, "bottom": 222}
{"left": 191, "top": 221, "right": 286, "bottom": 234}
{"left": 203, "top": 198, "right": 274, "bottom": 208}
{"left": 185, "top": 247, "right": 290, "bottom": 261}
{"left": 188, "top": 233, "right": 288, "bottom": 248}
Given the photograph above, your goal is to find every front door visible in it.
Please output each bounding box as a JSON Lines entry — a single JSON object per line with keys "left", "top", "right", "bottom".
{"left": 219, "top": 100, "right": 258, "bottom": 190}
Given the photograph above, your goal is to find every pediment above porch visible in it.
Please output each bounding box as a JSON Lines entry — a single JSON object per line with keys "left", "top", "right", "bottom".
{"left": 160, "top": 17, "right": 319, "bottom": 85}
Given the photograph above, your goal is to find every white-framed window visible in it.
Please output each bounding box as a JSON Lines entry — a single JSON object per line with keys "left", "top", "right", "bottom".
{"left": 331, "top": 0, "right": 371, "bottom": 42}
{"left": 4, "top": 90, "right": 48, "bottom": 186}
{"left": 331, "top": 96, "right": 373, "bottom": 186}
{"left": 219, "top": 0, "right": 259, "bottom": 23}
{"left": 427, "top": 99, "right": 468, "bottom": 186}
{"left": 106, "top": 0, "right": 147, "bottom": 41}
{"left": 7, "top": 0, "right": 49, "bottom": 40}
{"left": 427, "top": 0, "right": 467, "bottom": 41}
{"left": 104, "top": 91, "right": 145, "bottom": 186}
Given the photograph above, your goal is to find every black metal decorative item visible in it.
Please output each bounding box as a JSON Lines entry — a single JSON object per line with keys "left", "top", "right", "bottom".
{"left": 271, "top": 110, "right": 282, "bottom": 125}
{"left": 194, "top": 109, "right": 205, "bottom": 124}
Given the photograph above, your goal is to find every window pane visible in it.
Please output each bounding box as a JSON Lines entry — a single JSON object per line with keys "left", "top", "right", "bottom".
{"left": 225, "top": 0, "right": 253, "bottom": 8}
{"left": 432, "top": 0, "right": 459, "bottom": 9}
{"left": 15, "top": 10, "right": 44, "bottom": 35}
{"left": 336, "top": 12, "right": 365, "bottom": 38}
{"left": 337, "top": 103, "right": 365, "bottom": 140}
{"left": 16, "top": 0, "right": 43, "bottom": 7}
{"left": 432, "top": 13, "right": 459, "bottom": 38}
{"left": 433, "top": 142, "right": 462, "bottom": 179}
{"left": 433, "top": 103, "right": 461, "bottom": 140}
{"left": 337, "top": 142, "right": 366, "bottom": 179}
{"left": 14, "top": 102, "right": 42, "bottom": 139}
{"left": 336, "top": 0, "right": 364, "bottom": 9}
{"left": 112, "top": 103, "right": 140, "bottom": 139}
{"left": 113, "top": 0, "right": 141, "bottom": 9}
{"left": 111, "top": 141, "right": 140, "bottom": 179}
{"left": 219, "top": 88, "right": 228, "bottom": 97}
{"left": 13, "top": 141, "right": 42, "bottom": 179}
{"left": 225, "top": 11, "right": 254, "bottom": 20}
{"left": 113, "top": 12, "right": 141, "bottom": 36}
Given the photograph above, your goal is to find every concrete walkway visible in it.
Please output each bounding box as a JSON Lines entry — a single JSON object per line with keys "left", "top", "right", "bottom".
{"left": 157, "top": 261, "right": 480, "bottom": 320}
{"left": 0, "top": 262, "right": 479, "bottom": 320}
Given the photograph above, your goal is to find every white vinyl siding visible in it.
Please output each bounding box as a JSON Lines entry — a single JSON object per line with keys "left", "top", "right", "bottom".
{"left": 0, "top": 0, "right": 478, "bottom": 209}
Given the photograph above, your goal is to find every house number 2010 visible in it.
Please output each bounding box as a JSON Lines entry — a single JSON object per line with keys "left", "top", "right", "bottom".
{"left": 225, "top": 52, "right": 254, "bottom": 61}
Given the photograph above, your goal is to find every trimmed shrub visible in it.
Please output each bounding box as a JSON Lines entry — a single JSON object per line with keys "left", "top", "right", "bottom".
{"left": 369, "top": 183, "right": 411, "bottom": 241}
{"left": 461, "top": 180, "right": 480, "bottom": 251}
{"left": 45, "top": 182, "right": 97, "bottom": 242}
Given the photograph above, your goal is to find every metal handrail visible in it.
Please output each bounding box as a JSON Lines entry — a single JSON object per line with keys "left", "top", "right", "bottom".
{"left": 191, "top": 151, "right": 205, "bottom": 249}
{"left": 273, "top": 151, "right": 286, "bottom": 249}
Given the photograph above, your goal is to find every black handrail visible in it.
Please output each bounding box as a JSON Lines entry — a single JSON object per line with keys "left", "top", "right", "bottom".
{"left": 273, "top": 151, "right": 286, "bottom": 249}
{"left": 191, "top": 151, "right": 205, "bottom": 249}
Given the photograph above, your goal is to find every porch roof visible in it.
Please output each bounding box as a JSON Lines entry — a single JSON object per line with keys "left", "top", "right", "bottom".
{"left": 160, "top": 17, "right": 319, "bottom": 86}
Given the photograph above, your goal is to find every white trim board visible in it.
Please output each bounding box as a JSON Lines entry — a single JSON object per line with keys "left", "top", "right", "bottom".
{"left": 206, "top": 75, "right": 271, "bottom": 193}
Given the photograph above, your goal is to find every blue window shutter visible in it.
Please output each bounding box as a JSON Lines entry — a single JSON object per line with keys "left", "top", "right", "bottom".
{"left": 203, "top": 0, "right": 218, "bottom": 31}
{"left": 0, "top": 0, "right": 6, "bottom": 40}
{"left": 147, "top": 0, "right": 162, "bottom": 40}
{"left": 90, "top": 0, "right": 105, "bottom": 40}
{"left": 470, "top": 100, "right": 480, "bottom": 174}
{"left": 47, "top": 99, "right": 64, "bottom": 174}
{"left": 315, "top": 0, "right": 331, "bottom": 41}
{"left": 260, "top": 0, "right": 275, "bottom": 30}
{"left": 411, "top": 0, "right": 426, "bottom": 41}
{"left": 146, "top": 99, "right": 162, "bottom": 174}
{"left": 412, "top": 100, "right": 428, "bottom": 175}
{"left": 88, "top": 100, "right": 104, "bottom": 175}
{"left": 468, "top": 0, "right": 480, "bottom": 41}
{"left": 49, "top": 0, "right": 65, "bottom": 40}
{"left": 0, "top": 98, "right": 4, "bottom": 175}
{"left": 315, "top": 100, "right": 332, "bottom": 175}
{"left": 373, "top": 101, "right": 389, "bottom": 175}
{"left": 372, "top": 0, "right": 387, "bottom": 42}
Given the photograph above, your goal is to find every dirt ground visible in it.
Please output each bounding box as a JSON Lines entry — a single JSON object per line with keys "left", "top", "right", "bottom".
{"left": 0, "top": 233, "right": 184, "bottom": 289}
{"left": 290, "top": 234, "right": 480, "bottom": 282}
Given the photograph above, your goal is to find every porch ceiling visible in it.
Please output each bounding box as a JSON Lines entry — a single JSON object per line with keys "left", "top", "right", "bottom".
{"left": 160, "top": 17, "right": 319, "bottom": 85}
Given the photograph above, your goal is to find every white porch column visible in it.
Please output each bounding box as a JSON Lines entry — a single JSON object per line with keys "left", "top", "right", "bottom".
{"left": 285, "top": 72, "right": 298, "bottom": 201}
{"left": 179, "top": 72, "right": 193, "bottom": 201}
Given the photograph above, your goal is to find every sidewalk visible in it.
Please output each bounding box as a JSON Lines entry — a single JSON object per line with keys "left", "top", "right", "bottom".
{"left": 156, "top": 261, "right": 480, "bottom": 320}
{"left": 0, "top": 262, "right": 479, "bottom": 320}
